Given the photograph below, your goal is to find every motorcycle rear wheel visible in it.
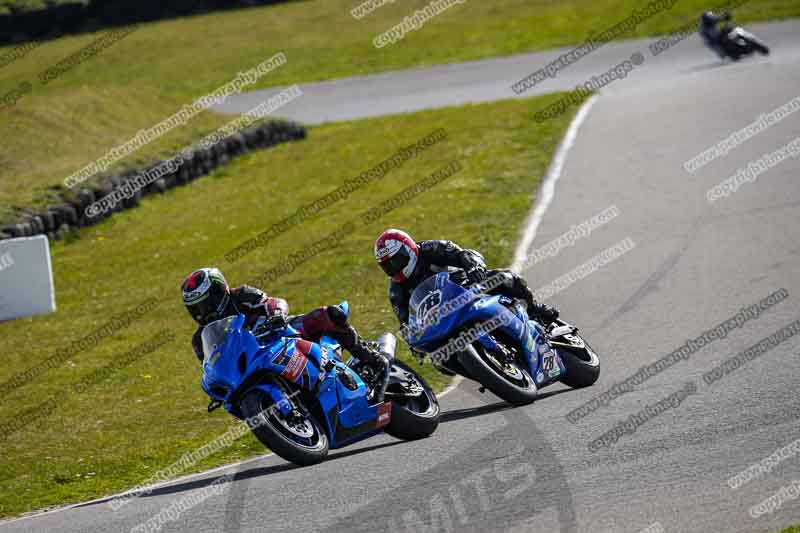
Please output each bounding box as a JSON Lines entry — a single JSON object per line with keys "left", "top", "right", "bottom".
{"left": 384, "top": 360, "right": 440, "bottom": 440}
{"left": 552, "top": 333, "right": 600, "bottom": 388}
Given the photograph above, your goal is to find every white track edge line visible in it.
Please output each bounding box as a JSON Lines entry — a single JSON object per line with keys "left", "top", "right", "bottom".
{"left": 510, "top": 94, "right": 599, "bottom": 274}
{"left": 1, "top": 376, "right": 466, "bottom": 525}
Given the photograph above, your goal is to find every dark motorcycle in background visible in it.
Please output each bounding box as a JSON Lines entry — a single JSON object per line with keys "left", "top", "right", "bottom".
{"left": 718, "top": 26, "right": 770, "bottom": 59}
{"left": 700, "top": 13, "right": 770, "bottom": 61}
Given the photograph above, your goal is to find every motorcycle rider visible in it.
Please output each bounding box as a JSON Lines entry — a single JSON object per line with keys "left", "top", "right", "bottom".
{"left": 699, "top": 10, "right": 732, "bottom": 58}
{"left": 373, "top": 229, "right": 559, "bottom": 331}
{"left": 181, "top": 267, "right": 390, "bottom": 401}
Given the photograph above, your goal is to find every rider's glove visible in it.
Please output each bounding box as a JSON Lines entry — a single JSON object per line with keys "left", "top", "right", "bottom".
{"left": 410, "top": 348, "right": 426, "bottom": 364}
{"left": 531, "top": 302, "right": 560, "bottom": 324}
{"left": 264, "top": 313, "right": 287, "bottom": 330}
{"left": 466, "top": 266, "right": 487, "bottom": 284}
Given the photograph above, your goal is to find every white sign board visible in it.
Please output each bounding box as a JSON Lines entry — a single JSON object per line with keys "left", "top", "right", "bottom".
{"left": 0, "top": 235, "right": 56, "bottom": 321}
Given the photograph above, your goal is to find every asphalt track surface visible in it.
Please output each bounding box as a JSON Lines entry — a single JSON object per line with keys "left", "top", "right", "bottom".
{"left": 213, "top": 21, "right": 799, "bottom": 125}
{"left": 4, "top": 19, "right": 800, "bottom": 533}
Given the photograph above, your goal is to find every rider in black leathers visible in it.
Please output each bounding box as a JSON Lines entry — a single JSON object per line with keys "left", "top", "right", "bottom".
{"left": 373, "top": 229, "right": 559, "bottom": 329}
{"left": 699, "top": 11, "right": 732, "bottom": 58}
{"left": 182, "top": 267, "right": 390, "bottom": 400}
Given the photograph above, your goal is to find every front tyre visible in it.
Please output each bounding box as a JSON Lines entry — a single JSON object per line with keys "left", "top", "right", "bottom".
{"left": 458, "top": 344, "right": 537, "bottom": 406}
{"left": 385, "top": 360, "right": 440, "bottom": 440}
{"left": 751, "top": 40, "right": 770, "bottom": 55}
{"left": 240, "top": 388, "right": 329, "bottom": 466}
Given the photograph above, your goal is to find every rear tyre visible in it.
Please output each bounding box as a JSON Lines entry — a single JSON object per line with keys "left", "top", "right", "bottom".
{"left": 458, "top": 344, "right": 537, "bottom": 406}
{"left": 557, "top": 336, "right": 600, "bottom": 388}
{"left": 385, "top": 360, "right": 440, "bottom": 440}
{"left": 240, "top": 388, "right": 328, "bottom": 466}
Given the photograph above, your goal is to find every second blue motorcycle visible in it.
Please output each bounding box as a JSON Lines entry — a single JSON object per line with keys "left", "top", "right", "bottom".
{"left": 405, "top": 271, "right": 601, "bottom": 405}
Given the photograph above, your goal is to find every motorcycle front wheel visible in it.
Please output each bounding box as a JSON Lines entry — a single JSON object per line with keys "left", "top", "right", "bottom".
{"left": 240, "top": 388, "right": 329, "bottom": 466}
{"left": 746, "top": 37, "right": 770, "bottom": 55}
{"left": 458, "top": 342, "right": 538, "bottom": 406}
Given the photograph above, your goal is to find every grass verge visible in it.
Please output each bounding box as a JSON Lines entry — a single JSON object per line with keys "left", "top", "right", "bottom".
{"left": 0, "top": 92, "right": 576, "bottom": 518}
{"left": 1, "top": 0, "right": 799, "bottom": 215}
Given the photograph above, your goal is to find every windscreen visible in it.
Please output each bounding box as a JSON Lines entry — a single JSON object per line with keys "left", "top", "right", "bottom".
{"left": 409, "top": 275, "right": 442, "bottom": 333}
{"left": 200, "top": 316, "right": 236, "bottom": 363}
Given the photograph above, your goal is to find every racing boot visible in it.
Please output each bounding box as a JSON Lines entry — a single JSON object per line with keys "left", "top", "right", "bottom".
{"left": 338, "top": 326, "right": 390, "bottom": 404}
{"left": 524, "top": 293, "right": 560, "bottom": 325}
{"left": 514, "top": 276, "right": 559, "bottom": 325}
{"left": 500, "top": 271, "right": 561, "bottom": 325}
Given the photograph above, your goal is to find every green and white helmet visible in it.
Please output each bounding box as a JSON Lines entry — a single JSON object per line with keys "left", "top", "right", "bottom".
{"left": 181, "top": 267, "right": 230, "bottom": 325}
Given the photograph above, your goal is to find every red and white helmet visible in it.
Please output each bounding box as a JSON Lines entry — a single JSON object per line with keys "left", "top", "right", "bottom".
{"left": 375, "top": 229, "right": 419, "bottom": 283}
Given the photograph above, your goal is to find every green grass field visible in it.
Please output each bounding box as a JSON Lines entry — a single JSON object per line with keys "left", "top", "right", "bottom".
{"left": 1, "top": 0, "right": 798, "bottom": 521}
{"left": 1, "top": 0, "right": 799, "bottom": 217}
{"left": 0, "top": 0, "right": 79, "bottom": 14}
{"left": 0, "top": 93, "right": 576, "bottom": 518}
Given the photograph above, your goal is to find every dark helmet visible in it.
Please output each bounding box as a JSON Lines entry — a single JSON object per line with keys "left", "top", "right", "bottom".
{"left": 181, "top": 267, "right": 230, "bottom": 326}
{"left": 700, "top": 11, "right": 716, "bottom": 26}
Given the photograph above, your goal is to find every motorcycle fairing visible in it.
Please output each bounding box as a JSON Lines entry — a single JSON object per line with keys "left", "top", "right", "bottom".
{"left": 201, "top": 313, "right": 391, "bottom": 450}
{"left": 407, "top": 272, "right": 565, "bottom": 386}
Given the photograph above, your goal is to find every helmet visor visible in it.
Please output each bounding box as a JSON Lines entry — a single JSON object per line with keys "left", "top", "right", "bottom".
{"left": 185, "top": 280, "right": 228, "bottom": 325}
{"left": 186, "top": 296, "right": 219, "bottom": 326}
{"left": 380, "top": 248, "right": 411, "bottom": 277}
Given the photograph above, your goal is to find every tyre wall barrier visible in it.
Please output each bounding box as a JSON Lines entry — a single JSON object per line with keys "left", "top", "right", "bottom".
{"left": 0, "top": 0, "right": 298, "bottom": 46}
{"left": 0, "top": 120, "right": 306, "bottom": 242}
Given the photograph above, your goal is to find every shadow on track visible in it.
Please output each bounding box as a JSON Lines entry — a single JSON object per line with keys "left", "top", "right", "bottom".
{"left": 680, "top": 59, "right": 768, "bottom": 74}
{"left": 72, "top": 440, "right": 405, "bottom": 509}
{"left": 440, "top": 387, "right": 571, "bottom": 424}
{"left": 312, "top": 386, "right": 578, "bottom": 533}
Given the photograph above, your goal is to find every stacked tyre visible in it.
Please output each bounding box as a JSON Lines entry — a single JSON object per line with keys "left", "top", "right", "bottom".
{"left": 0, "top": 121, "right": 306, "bottom": 242}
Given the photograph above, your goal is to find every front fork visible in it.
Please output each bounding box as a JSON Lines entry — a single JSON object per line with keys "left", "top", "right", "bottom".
{"left": 528, "top": 317, "right": 568, "bottom": 384}
{"left": 501, "top": 300, "right": 565, "bottom": 383}
{"left": 225, "top": 382, "right": 296, "bottom": 420}
{"left": 265, "top": 383, "right": 295, "bottom": 416}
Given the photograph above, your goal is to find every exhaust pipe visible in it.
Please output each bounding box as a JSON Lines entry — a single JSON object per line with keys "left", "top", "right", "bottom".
{"left": 376, "top": 332, "right": 397, "bottom": 359}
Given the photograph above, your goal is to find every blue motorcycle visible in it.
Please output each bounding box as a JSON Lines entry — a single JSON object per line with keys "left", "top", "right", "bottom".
{"left": 200, "top": 303, "right": 439, "bottom": 466}
{"left": 405, "top": 271, "right": 600, "bottom": 405}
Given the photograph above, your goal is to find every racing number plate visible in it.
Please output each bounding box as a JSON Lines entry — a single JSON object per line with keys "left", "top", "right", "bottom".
{"left": 415, "top": 290, "right": 442, "bottom": 327}
{"left": 542, "top": 350, "right": 559, "bottom": 378}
